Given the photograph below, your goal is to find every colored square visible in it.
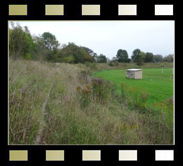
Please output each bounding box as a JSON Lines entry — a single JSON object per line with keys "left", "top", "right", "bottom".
{"left": 82, "top": 5, "right": 100, "bottom": 15}
{"left": 82, "top": 150, "right": 101, "bottom": 161}
{"left": 119, "top": 150, "right": 137, "bottom": 161}
{"left": 46, "top": 150, "right": 64, "bottom": 161}
{"left": 155, "top": 150, "right": 174, "bottom": 161}
{"left": 118, "top": 5, "right": 137, "bottom": 15}
{"left": 9, "top": 150, "right": 28, "bottom": 161}
{"left": 9, "top": 5, "right": 27, "bottom": 15}
{"left": 155, "top": 5, "right": 173, "bottom": 15}
{"left": 45, "top": 5, "right": 64, "bottom": 15}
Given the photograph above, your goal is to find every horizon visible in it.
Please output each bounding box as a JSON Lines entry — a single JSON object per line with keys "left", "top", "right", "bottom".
{"left": 9, "top": 21, "right": 174, "bottom": 59}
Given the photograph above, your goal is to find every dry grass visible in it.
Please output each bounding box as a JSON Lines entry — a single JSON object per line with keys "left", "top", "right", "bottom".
{"left": 9, "top": 58, "right": 173, "bottom": 145}
{"left": 76, "top": 61, "right": 173, "bottom": 72}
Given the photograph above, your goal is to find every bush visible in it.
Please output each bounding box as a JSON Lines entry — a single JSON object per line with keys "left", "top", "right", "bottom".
{"left": 76, "top": 85, "right": 92, "bottom": 108}
{"left": 113, "top": 61, "right": 118, "bottom": 66}
{"left": 25, "top": 53, "right": 31, "bottom": 60}
{"left": 76, "top": 77, "right": 118, "bottom": 107}
{"left": 85, "top": 62, "right": 97, "bottom": 70}
{"left": 64, "top": 54, "right": 75, "bottom": 63}
{"left": 77, "top": 70, "right": 92, "bottom": 83}
{"left": 91, "top": 77, "right": 117, "bottom": 102}
{"left": 108, "top": 61, "right": 113, "bottom": 66}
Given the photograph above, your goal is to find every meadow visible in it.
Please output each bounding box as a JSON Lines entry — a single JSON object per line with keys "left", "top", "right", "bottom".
{"left": 94, "top": 68, "right": 173, "bottom": 106}
{"left": 9, "top": 58, "right": 173, "bottom": 145}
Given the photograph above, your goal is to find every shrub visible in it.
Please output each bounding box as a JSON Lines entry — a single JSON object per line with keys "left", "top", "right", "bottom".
{"left": 25, "top": 53, "right": 31, "bottom": 60}
{"left": 113, "top": 61, "right": 118, "bottom": 66}
{"left": 77, "top": 70, "right": 92, "bottom": 83}
{"left": 85, "top": 62, "right": 97, "bottom": 71}
{"left": 76, "top": 77, "right": 118, "bottom": 107}
{"left": 91, "top": 77, "right": 117, "bottom": 102}
{"left": 108, "top": 61, "right": 113, "bottom": 66}
{"left": 138, "top": 91, "right": 150, "bottom": 112}
{"left": 76, "top": 85, "right": 92, "bottom": 108}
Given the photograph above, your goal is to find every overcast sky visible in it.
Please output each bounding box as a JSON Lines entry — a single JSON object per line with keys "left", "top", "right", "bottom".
{"left": 10, "top": 21, "right": 174, "bottom": 59}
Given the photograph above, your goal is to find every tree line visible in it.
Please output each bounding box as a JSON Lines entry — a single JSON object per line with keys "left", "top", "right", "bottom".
{"left": 114, "top": 49, "right": 173, "bottom": 64}
{"left": 9, "top": 22, "right": 173, "bottom": 64}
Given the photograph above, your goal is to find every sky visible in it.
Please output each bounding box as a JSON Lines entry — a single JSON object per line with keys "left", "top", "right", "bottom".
{"left": 9, "top": 21, "right": 174, "bottom": 59}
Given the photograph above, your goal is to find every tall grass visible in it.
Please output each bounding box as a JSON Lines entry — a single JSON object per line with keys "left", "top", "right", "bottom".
{"left": 82, "top": 62, "right": 173, "bottom": 72}
{"left": 9, "top": 58, "right": 173, "bottom": 144}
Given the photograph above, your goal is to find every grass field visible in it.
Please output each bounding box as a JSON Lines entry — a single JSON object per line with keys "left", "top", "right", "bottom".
{"left": 94, "top": 68, "right": 173, "bottom": 106}
{"left": 9, "top": 59, "right": 173, "bottom": 145}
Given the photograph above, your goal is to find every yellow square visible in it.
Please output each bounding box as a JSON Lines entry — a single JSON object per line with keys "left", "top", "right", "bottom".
{"left": 45, "top": 5, "right": 64, "bottom": 15}
{"left": 46, "top": 150, "right": 64, "bottom": 161}
{"left": 82, "top": 5, "right": 100, "bottom": 15}
{"left": 9, "top": 150, "right": 28, "bottom": 161}
{"left": 9, "top": 5, "right": 27, "bottom": 15}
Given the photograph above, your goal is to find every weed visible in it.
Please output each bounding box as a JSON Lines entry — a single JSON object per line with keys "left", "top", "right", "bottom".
{"left": 76, "top": 85, "right": 92, "bottom": 108}
{"left": 9, "top": 57, "right": 173, "bottom": 145}
{"left": 91, "top": 77, "right": 117, "bottom": 102}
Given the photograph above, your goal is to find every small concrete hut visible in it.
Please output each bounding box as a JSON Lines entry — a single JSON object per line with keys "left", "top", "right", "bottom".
{"left": 126, "top": 69, "right": 142, "bottom": 79}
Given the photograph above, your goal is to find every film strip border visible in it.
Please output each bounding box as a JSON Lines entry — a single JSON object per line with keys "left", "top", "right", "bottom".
{"left": 8, "top": 4, "right": 174, "bottom": 16}
{"left": 8, "top": 149, "right": 175, "bottom": 161}
{"left": 4, "top": 1, "right": 177, "bottom": 165}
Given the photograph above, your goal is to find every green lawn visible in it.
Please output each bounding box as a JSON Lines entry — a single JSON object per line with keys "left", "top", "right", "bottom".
{"left": 94, "top": 68, "right": 173, "bottom": 106}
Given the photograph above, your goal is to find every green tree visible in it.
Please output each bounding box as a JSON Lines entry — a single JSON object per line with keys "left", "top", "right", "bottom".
{"left": 153, "top": 54, "right": 163, "bottom": 62}
{"left": 9, "top": 22, "right": 34, "bottom": 59}
{"left": 116, "top": 49, "right": 128, "bottom": 62}
{"left": 131, "top": 49, "right": 144, "bottom": 66}
{"left": 24, "top": 27, "right": 36, "bottom": 59}
{"left": 127, "top": 58, "right": 131, "bottom": 63}
{"left": 56, "top": 43, "right": 94, "bottom": 63}
{"left": 9, "top": 23, "right": 26, "bottom": 58}
{"left": 145, "top": 52, "right": 154, "bottom": 62}
{"left": 140, "top": 51, "right": 146, "bottom": 62}
{"left": 80, "top": 46, "right": 96, "bottom": 62}
{"left": 41, "top": 32, "right": 59, "bottom": 50}
{"left": 64, "top": 54, "right": 75, "bottom": 63}
{"left": 32, "top": 36, "right": 49, "bottom": 61}
{"left": 83, "top": 51, "right": 95, "bottom": 62}
{"left": 40, "top": 32, "right": 60, "bottom": 61}
{"left": 131, "top": 49, "right": 142, "bottom": 62}
{"left": 163, "top": 54, "right": 173, "bottom": 62}
{"left": 97, "top": 54, "right": 107, "bottom": 63}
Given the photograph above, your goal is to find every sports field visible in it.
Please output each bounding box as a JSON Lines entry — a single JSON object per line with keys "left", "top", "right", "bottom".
{"left": 94, "top": 68, "right": 174, "bottom": 106}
